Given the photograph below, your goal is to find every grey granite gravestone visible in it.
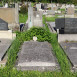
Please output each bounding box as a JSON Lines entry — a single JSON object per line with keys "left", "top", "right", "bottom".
{"left": 60, "top": 42, "right": 77, "bottom": 71}
{"left": 33, "top": 11, "right": 43, "bottom": 27}
{"left": 44, "top": 3, "right": 47, "bottom": 9}
{"left": 17, "top": 41, "right": 59, "bottom": 71}
{"left": 28, "top": 6, "right": 34, "bottom": 29}
{"left": 51, "top": 4, "right": 58, "bottom": 11}
{"left": 28, "top": 5, "right": 43, "bottom": 28}
{"left": 55, "top": 18, "right": 77, "bottom": 34}
{"left": 66, "top": 7, "right": 74, "bottom": 15}
{"left": 47, "top": 10, "right": 55, "bottom": 15}
{"left": 0, "top": 18, "right": 8, "bottom": 30}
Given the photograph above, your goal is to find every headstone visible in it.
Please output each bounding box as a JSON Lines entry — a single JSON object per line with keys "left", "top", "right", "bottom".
{"left": 47, "top": 10, "right": 55, "bottom": 15}
{"left": 66, "top": 7, "right": 74, "bottom": 15}
{"left": 4, "top": 3, "right": 8, "bottom": 8}
{"left": 15, "top": 3, "right": 19, "bottom": 24}
{"left": 44, "top": 3, "right": 47, "bottom": 9}
{"left": 64, "top": 18, "right": 77, "bottom": 33}
{"left": 28, "top": 6, "right": 34, "bottom": 29}
{"left": 36, "top": 3, "right": 41, "bottom": 11}
{"left": 66, "top": 5, "right": 75, "bottom": 15}
{"left": 33, "top": 11, "right": 43, "bottom": 27}
{"left": 48, "top": 4, "right": 52, "bottom": 8}
{"left": 55, "top": 18, "right": 65, "bottom": 29}
{"left": 41, "top": 4, "right": 44, "bottom": 9}
{"left": 28, "top": 6, "right": 43, "bottom": 28}
{"left": 56, "top": 18, "right": 77, "bottom": 34}
{"left": 61, "top": 4, "right": 66, "bottom": 9}
{"left": 51, "top": 4, "right": 58, "bottom": 11}
{"left": 0, "top": 18, "right": 8, "bottom": 30}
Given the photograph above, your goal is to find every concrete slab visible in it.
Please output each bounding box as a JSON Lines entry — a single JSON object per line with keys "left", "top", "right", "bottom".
{"left": 0, "top": 39, "right": 11, "bottom": 61}
{"left": 46, "top": 22, "right": 56, "bottom": 33}
{"left": 60, "top": 42, "right": 77, "bottom": 71}
{"left": 17, "top": 41, "right": 59, "bottom": 71}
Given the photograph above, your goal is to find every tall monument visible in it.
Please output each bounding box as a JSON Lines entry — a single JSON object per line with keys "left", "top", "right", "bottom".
{"left": 28, "top": 3, "right": 34, "bottom": 29}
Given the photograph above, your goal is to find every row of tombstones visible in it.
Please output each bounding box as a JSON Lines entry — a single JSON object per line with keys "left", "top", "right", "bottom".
{"left": 36, "top": 3, "right": 75, "bottom": 15}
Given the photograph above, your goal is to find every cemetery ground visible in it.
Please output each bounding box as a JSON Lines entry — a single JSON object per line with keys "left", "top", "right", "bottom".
{"left": 0, "top": 17, "right": 77, "bottom": 77}
{"left": 45, "top": 15, "right": 64, "bottom": 22}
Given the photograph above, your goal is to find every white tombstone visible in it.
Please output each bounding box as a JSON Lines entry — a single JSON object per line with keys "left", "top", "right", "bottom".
{"left": 36, "top": 3, "right": 41, "bottom": 11}
{"left": 28, "top": 6, "right": 34, "bottom": 29}
{"left": 57, "top": 10, "right": 61, "bottom": 13}
{"left": 71, "top": 4, "right": 74, "bottom": 8}
{"left": 4, "top": 3, "right": 8, "bottom": 8}
{"left": 66, "top": 4, "right": 70, "bottom": 8}
{"left": 61, "top": 4, "right": 66, "bottom": 9}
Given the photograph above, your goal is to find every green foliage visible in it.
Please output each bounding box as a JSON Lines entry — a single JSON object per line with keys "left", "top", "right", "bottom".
{"left": 20, "top": 4, "right": 28, "bottom": 14}
{"left": 19, "top": 13, "right": 28, "bottom": 23}
{"left": 44, "top": 15, "right": 58, "bottom": 22}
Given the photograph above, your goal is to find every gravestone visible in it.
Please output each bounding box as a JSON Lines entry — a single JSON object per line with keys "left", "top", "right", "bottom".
{"left": 55, "top": 18, "right": 65, "bottom": 29}
{"left": 44, "top": 3, "right": 47, "bottom": 9}
{"left": 64, "top": 18, "right": 77, "bottom": 34}
{"left": 36, "top": 3, "right": 41, "bottom": 11}
{"left": 0, "top": 18, "right": 8, "bottom": 30}
{"left": 28, "top": 6, "right": 34, "bottom": 29}
{"left": 66, "top": 7, "right": 74, "bottom": 15}
{"left": 51, "top": 4, "right": 58, "bottom": 11}
{"left": 47, "top": 10, "right": 55, "bottom": 15}
{"left": 56, "top": 18, "right": 77, "bottom": 34}
{"left": 4, "top": 3, "right": 8, "bottom": 8}
{"left": 33, "top": 11, "right": 43, "bottom": 27}
{"left": 66, "top": 5, "right": 74, "bottom": 15}
{"left": 41, "top": 4, "right": 44, "bottom": 9}
{"left": 17, "top": 41, "right": 59, "bottom": 71}
{"left": 28, "top": 5, "right": 43, "bottom": 28}
{"left": 61, "top": 4, "right": 66, "bottom": 9}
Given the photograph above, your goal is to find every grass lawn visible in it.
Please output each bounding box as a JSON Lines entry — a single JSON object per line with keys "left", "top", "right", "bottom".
{"left": 45, "top": 15, "right": 64, "bottom": 22}
{"left": 19, "top": 13, "right": 28, "bottom": 23}
{"left": 45, "top": 15, "right": 59, "bottom": 22}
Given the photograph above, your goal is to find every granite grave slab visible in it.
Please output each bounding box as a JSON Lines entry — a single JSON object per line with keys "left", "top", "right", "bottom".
{"left": 0, "top": 39, "right": 11, "bottom": 61}
{"left": 60, "top": 42, "right": 77, "bottom": 71}
{"left": 17, "top": 41, "right": 59, "bottom": 71}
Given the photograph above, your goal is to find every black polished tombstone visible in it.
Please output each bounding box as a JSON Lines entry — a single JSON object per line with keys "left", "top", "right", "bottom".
{"left": 41, "top": 4, "right": 44, "bottom": 9}
{"left": 64, "top": 18, "right": 77, "bottom": 34}
{"left": 0, "top": 18, "right": 8, "bottom": 30}
{"left": 55, "top": 18, "right": 65, "bottom": 34}
{"left": 55, "top": 18, "right": 77, "bottom": 34}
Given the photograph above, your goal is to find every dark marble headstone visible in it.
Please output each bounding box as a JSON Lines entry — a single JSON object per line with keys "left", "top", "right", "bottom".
{"left": 55, "top": 18, "right": 77, "bottom": 34}
{"left": 0, "top": 18, "right": 8, "bottom": 30}
{"left": 41, "top": 4, "right": 44, "bottom": 9}
{"left": 55, "top": 18, "right": 65, "bottom": 29}
{"left": 65, "top": 18, "right": 77, "bottom": 34}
